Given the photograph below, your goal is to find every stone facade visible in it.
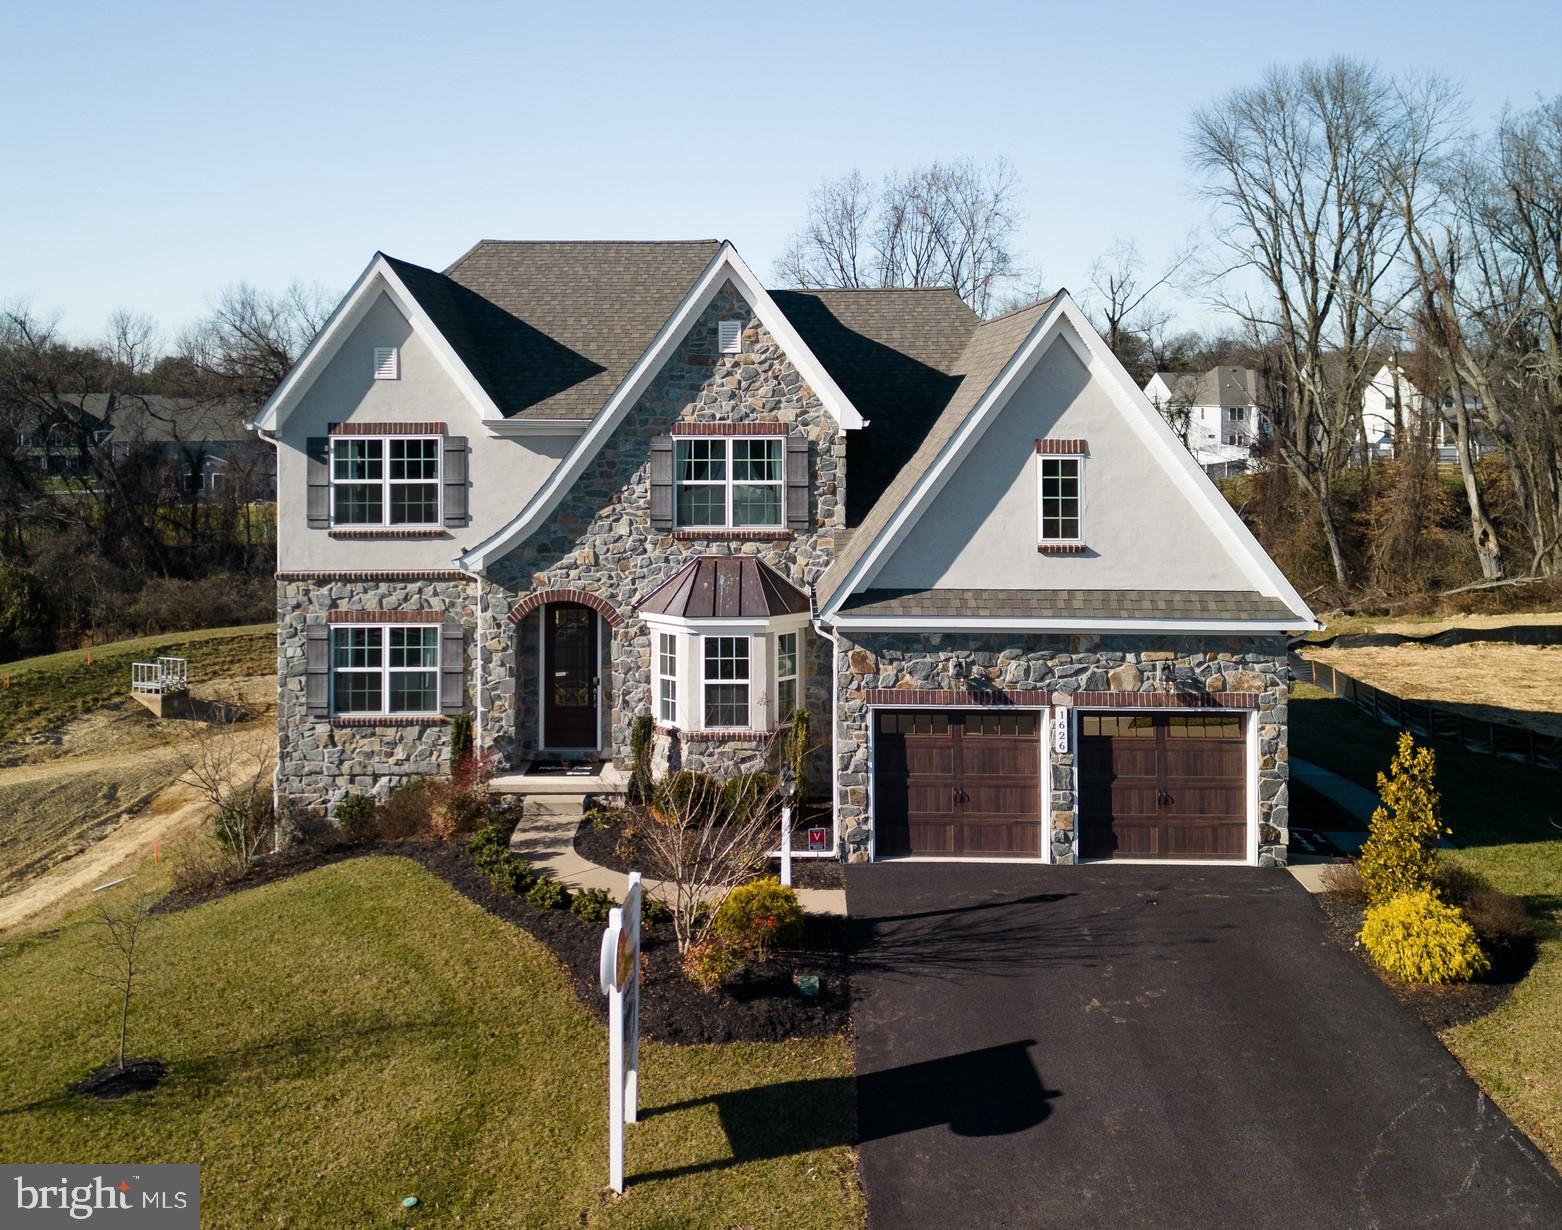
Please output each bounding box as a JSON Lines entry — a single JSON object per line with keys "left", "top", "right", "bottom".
{"left": 481, "top": 282, "right": 841, "bottom": 781}
{"left": 834, "top": 632, "right": 1290, "bottom": 865}
{"left": 276, "top": 574, "right": 477, "bottom": 817}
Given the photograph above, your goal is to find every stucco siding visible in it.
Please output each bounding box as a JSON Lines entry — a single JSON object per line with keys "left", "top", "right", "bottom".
{"left": 275, "top": 290, "right": 572, "bottom": 572}
{"left": 872, "top": 335, "right": 1256, "bottom": 592}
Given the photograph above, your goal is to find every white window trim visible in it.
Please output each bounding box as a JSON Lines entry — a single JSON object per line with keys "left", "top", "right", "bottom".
{"left": 1035, "top": 452, "right": 1085, "bottom": 546}
{"left": 330, "top": 623, "right": 442, "bottom": 717}
{"left": 700, "top": 634, "right": 754, "bottom": 732}
{"left": 642, "top": 612, "right": 808, "bottom": 733}
{"left": 672, "top": 435, "right": 784, "bottom": 530}
{"left": 330, "top": 435, "right": 443, "bottom": 528}
{"left": 656, "top": 632, "right": 678, "bottom": 724}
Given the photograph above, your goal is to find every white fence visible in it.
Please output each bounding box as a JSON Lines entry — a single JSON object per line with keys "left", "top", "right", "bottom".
{"left": 131, "top": 656, "right": 188, "bottom": 694}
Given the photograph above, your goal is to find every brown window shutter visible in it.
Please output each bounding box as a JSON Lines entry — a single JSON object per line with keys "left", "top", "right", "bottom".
{"left": 306, "top": 437, "right": 331, "bottom": 528}
{"left": 443, "top": 437, "right": 468, "bottom": 526}
{"left": 649, "top": 435, "right": 673, "bottom": 530}
{"left": 305, "top": 623, "right": 330, "bottom": 716}
{"left": 785, "top": 435, "right": 810, "bottom": 529}
{"left": 440, "top": 621, "right": 465, "bottom": 714}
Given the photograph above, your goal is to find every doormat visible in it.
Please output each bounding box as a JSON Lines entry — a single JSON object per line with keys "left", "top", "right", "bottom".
{"left": 528, "top": 760, "right": 599, "bottom": 777}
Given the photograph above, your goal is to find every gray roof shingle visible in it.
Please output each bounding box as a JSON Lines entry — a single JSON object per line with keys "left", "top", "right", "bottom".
{"left": 838, "top": 589, "right": 1301, "bottom": 622}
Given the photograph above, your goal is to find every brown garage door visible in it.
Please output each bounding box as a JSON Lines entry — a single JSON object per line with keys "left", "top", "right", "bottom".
{"left": 1078, "top": 712, "right": 1248, "bottom": 860}
{"left": 873, "top": 710, "right": 1041, "bottom": 857}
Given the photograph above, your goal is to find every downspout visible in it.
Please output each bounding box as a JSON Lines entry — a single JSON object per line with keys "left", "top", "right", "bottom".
{"left": 808, "top": 585, "right": 844, "bottom": 861}
{"left": 253, "top": 423, "right": 285, "bottom": 851}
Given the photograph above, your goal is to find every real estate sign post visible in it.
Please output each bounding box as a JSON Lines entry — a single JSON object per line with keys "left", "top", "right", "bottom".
{"left": 599, "top": 872, "right": 642, "bottom": 1194}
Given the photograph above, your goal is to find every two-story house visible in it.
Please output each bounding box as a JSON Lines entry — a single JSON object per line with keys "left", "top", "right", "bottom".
{"left": 254, "top": 240, "right": 1314, "bottom": 867}
{"left": 1142, "top": 367, "right": 1270, "bottom": 477}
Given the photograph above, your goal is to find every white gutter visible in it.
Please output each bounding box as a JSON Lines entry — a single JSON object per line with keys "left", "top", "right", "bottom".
{"left": 830, "top": 616, "right": 1316, "bottom": 635}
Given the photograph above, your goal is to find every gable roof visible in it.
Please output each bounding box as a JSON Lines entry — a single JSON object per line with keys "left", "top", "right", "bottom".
{"left": 771, "top": 289, "right": 980, "bottom": 521}
{"left": 637, "top": 556, "right": 810, "bottom": 620}
{"left": 839, "top": 588, "right": 1300, "bottom": 627}
{"left": 815, "top": 296, "right": 1056, "bottom": 605}
{"left": 1148, "top": 366, "right": 1266, "bottom": 408}
{"left": 818, "top": 292, "right": 1315, "bottom": 627}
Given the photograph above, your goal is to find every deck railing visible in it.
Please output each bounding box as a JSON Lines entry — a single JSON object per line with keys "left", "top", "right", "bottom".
{"left": 131, "top": 656, "right": 189, "bottom": 695}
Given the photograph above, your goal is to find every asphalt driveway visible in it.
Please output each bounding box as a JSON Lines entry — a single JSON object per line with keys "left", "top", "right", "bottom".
{"left": 847, "top": 862, "right": 1562, "bottom": 1229}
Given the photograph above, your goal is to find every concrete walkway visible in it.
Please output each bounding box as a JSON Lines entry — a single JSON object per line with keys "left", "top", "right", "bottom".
{"left": 507, "top": 795, "right": 847, "bottom": 915}
{"left": 1291, "top": 756, "right": 1382, "bottom": 825}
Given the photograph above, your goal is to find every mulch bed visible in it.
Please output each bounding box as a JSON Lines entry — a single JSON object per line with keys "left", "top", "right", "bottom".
{"left": 573, "top": 810, "right": 847, "bottom": 891}
{"left": 71, "top": 1058, "right": 167, "bottom": 1099}
{"left": 154, "top": 830, "right": 850, "bottom": 1046}
{"left": 1313, "top": 889, "right": 1530, "bottom": 1031}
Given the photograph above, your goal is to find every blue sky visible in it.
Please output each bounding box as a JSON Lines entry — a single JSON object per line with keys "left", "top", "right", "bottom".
{"left": 3, "top": 0, "right": 1558, "bottom": 342}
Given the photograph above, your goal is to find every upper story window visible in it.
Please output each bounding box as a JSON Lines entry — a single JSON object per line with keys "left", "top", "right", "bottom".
{"left": 1036, "top": 453, "right": 1083, "bottom": 544}
{"left": 373, "top": 347, "right": 399, "bottom": 380}
{"left": 331, "top": 624, "right": 439, "bottom": 715}
{"left": 331, "top": 437, "right": 440, "bottom": 525}
{"left": 674, "top": 438, "right": 783, "bottom": 529}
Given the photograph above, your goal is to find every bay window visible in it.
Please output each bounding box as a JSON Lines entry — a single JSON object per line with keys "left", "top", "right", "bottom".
{"left": 331, "top": 625, "right": 440, "bottom": 715}
{"left": 331, "top": 436, "right": 440, "bottom": 526}
{"left": 657, "top": 632, "right": 678, "bottom": 723}
{"left": 674, "top": 437, "right": 783, "bottom": 528}
{"left": 775, "top": 631, "right": 798, "bottom": 718}
{"left": 702, "top": 636, "right": 751, "bottom": 728}
{"left": 641, "top": 618, "right": 807, "bottom": 733}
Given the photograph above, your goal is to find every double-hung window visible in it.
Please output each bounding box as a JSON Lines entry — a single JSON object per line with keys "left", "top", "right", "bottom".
{"left": 331, "top": 625, "right": 440, "bottom": 715}
{"left": 331, "top": 437, "right": 440, "bottom": 526}
{"left": 774, "top": 631, "right": 799, "bottom": 719}
{"left": 674, "top": 438, "right": 783, "bottom": 528}
{"left": 1037, "top": 455, "right": 1083, "bottom": 544}
{"left": 657, "top": 633, "right": 678, "bottom": 723}
{"left": 702, "top": 636, "right": 750, "bottom": 728}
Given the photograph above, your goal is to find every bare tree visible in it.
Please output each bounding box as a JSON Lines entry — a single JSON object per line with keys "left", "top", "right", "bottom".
{"left": 176, "top": 694, "right": 274, "bottom": 873}
{"left": 86, "top": 890, "right": 155, "bottom": 1072}
{"left": 777, "top": 158, "right": 1031, "bottom": 316}
{"left": 1190, "top": 59, "right": 1407, "bottom": 588}
{"left": 1086, "top": 238, "right": 1195, "bottom": 380}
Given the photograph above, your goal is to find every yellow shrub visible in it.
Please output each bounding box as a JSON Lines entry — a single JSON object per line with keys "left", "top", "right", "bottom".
{"left": 1359, "top": 889, "right": 1490, "bottom": 984}
{"left": 1358, "top": 731, "right": 1449, "bottom": 904}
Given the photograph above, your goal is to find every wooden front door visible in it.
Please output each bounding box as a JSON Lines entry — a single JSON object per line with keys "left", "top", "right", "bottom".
{"left": 543, "top": 603, "right": 598, "bottom": 749}
{"left": 874, "top": 710, "right": 1041, "bottom": 857}
{"left": 1078, "top": 712, "right": 1248, "bottom": 860}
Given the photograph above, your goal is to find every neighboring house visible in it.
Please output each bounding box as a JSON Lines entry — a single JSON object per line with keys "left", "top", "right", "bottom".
{"left": 1360, "top": 365, "right": 1488, "bottom": 461}
{"left": 1142, "top": 367, "right": 1270, "bottom": 477}
{"left": 13, "top": 394, "right": 276, "bottom": 497}
{"left": 254, "top": 240, "right": 1315, "bottom": 868}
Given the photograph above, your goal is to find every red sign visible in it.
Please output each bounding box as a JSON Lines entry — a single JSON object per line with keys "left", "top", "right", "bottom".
{"left": 807, "top": 826, "right": 830, "bottom": 852}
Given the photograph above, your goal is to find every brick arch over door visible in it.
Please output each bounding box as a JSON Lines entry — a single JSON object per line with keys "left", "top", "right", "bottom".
{"left": 506, "top": 587, "right": 626, "bottom": 629}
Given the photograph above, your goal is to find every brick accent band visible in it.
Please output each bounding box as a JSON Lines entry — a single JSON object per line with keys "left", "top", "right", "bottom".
{"left": 1035, "top": 438, "right": 1088, "bottom": 454}
{"left": 326, "top": 610, "right": 448, "bottom": 623}
{"left": 1037, "top": 543, "right": 1088, "bottom": 554}
{"left": 329, "top": 715, "right": 448, "bottom": 727}
{"left": 866, "top": 688, "right": 1048, "bottom": 707}
{"left": 329, "top": 421, "right": 446, "bottom": 436}
{"left": 508, "top": 587, "right": 626, "bottom": 628}
{"left": 676, "top": 729, "right": 773, "bottom": 742}
{"left": 1069, "top": 691, "right": 1260, "bottom": 709}
{"left": 277, "top": 571, "right": 469, "bottom": 581}
{"left": 670, "top": 529, "right": 792, "bottom": 541}
{"left": 670, "top": 421, "right": 790, "bottom": 436}
{"left": 328, "top": 529, "right": 449, "bottom": 539}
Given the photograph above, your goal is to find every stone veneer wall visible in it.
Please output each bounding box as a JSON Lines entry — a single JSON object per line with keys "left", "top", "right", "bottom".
{"left": 481, "top": 282, "right": 841, "bottom": 780}
{"left": 276, "top": 575, "right": 477, "bottom": 817}
{"left": 834, "top": 632, "right": 1290, "bottom": 866}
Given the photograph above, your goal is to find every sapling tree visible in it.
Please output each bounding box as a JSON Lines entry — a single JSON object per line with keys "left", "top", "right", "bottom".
{"left": 86, "top": 891, "right": 156, "bottom": 1072}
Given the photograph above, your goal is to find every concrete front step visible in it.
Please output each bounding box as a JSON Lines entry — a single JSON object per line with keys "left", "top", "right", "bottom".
{"left": 491, "top": 762, "right": 630, "bottom": 796}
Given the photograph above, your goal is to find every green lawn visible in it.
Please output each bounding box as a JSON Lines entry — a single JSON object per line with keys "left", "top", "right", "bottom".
{"left": 1291, "top": 682, "right": 1562, "bottom": 1160}
{"left": 0, "top": 856, "right": 862, "bottom": 1229}
{"left": 0, "top": 623, "right": 273, "bottom": 742}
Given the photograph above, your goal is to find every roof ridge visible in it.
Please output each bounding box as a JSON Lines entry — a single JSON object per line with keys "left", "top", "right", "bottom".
{"left": 978, "top": 292, "right": 1060, "bottom": 327}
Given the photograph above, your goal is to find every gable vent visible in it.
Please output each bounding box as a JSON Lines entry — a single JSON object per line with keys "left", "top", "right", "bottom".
{"left": 373, "top": 346, "right": 399, "bottom": 380}
{"left": 717, "top": 320, "right": 742, "bottom": 355}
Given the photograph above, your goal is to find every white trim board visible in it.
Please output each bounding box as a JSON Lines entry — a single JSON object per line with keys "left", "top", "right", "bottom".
{"left": 819, "top": 291, "right": 1316, "bottom": 628}
{"left": 459, "top": 241, "right": 864, "bottom": 572}
{"left": 251, "top": 253, "right": 506, "bottom": 433}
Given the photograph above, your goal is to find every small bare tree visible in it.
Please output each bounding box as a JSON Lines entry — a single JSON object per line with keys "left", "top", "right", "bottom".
{"left": 635, "top": 762, "right": 790, "bottom": 959}
{"left": 176, "top": 693, "right": 272, "bottom": 874}
{"left": 86, "top": 891, "right": 155, "bottom": 1072}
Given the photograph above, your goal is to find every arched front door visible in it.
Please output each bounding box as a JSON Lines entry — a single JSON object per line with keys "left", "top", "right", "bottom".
{"left": 542, "top": 603, "right": 599, "bottom": 749}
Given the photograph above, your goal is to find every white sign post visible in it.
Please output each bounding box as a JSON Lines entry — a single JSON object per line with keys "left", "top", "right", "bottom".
{"left": 598, "top": 871, "right": 642, "bottom": 1194}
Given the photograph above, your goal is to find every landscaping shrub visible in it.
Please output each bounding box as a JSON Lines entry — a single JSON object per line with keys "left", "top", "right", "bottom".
{"left": 571, "top": 887, "right": 613, "bottom": 924}
{"left": 684, "top": 938, "right": 740, "bottom": 992}
{"left": 212, "top": 782, "right": 274, "bottom": 872}
{"left": 641, "top": 896, "right": 672, "bottom": 929}
{"left": 629, "top": 713, "right": 654, "bottom": 804}
{"left": 721, "top": 772, "right": 779, "bottom": 824}
{"left": 1318, "top": 860, "right": 1367, "bottom": 905}
{"left": 584, "top": 804, "right": 631, "bottom": 830}
{"left": 526, "top": 876, "right": 570, "bottom": 911}
{"left": 169, "top": 840, "right": 229, "bottom": 896}
{"left": 612, "top": 819, "right": 643, "bottom": 867}
{"left": 467, "top": 824, "right": 536, "bottom": 894}
{"left": 1359, "top": 889, "right": 1490, "bottom": 984}
{"left": 334, "top": 794, "right": 376, "bottom": 841}
{"left": 425, "top": 751, "right": 496, "bottom": 842}
{"left": 375, "top": 778, "right": 434, "bottom": 840}
{"left": 714, "top": 876, "right": 804, "bottom": 959}
{"left": 449, "top": 712, "right": 474, "bottom": 766}
{"left": 657, "top": 770, "right": 720, "bottom": 821}
{"left": 786, "top": 707, "right": 810, "bottom": 805}
{"left": 1434, "top": 864, "right": 1537, "bottom": 979}
{"left": 1358, "top": 732, "right": 1448, "bottom": 905}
